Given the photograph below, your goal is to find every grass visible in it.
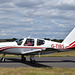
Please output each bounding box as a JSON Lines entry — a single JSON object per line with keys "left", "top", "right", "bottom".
{"left": 40, "top": 50, "right": 75, "bottom": 57}
{"left": 0, "top": 67, "right": 75, "bottom": 75}
{"left": 0, "top": 51, "right": 75, "bottom": 75}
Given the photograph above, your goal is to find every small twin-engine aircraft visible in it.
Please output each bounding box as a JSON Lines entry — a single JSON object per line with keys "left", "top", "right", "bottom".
{"left": 0, "top": 28, "right": 75, "bottom": 63}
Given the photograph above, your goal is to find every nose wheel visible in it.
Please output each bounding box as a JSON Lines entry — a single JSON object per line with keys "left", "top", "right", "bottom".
{"left": 0, "top": 54, "right": 5, "bottom": 62}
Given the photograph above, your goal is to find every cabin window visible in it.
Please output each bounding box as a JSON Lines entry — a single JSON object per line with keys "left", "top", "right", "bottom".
{"left": 16, "top": 38, "right": 24, "bottom": 45}
{"left": 24, "top": 39, "right": 34, "bottom": 46}
{"left": 37, "top": 39, "right": 45, "bottom": 46}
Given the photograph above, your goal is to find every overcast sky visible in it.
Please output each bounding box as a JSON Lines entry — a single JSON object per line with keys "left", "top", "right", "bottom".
{"left": 0, "top": 0, "right": 75, "bottom": 39}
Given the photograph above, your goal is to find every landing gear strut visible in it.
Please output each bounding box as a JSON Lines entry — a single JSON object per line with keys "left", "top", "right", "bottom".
{"left": 0, "top": 54, "right": 5, "bottom": 62}
{"left": 21, "top": 55, "right": 26, "bottom": 63}
{"left": 30, "top": 55, "right": 36, "bottom": 64}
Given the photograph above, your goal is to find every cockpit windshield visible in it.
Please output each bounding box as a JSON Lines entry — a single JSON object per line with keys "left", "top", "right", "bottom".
{"left": 16, "top": 38, "right": 24, "bottom": 45}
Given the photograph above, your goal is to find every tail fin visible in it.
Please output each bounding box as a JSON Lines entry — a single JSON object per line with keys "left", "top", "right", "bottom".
{"left": 62, "top": 28, "right": 75, "bottom": 45}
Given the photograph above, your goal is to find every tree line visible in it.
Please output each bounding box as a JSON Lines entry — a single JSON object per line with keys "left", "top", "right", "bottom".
{"left": 44, "top": 38, "right": 63, "bottom": 43}
{"left": 0, "top": 38, "right": 63, "bottom": 43}
{"left": 0, "top": 38, "right": 17, "bottom": 42}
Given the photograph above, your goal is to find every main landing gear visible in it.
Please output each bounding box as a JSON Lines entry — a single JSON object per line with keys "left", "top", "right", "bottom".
{"left": 0, "top": 54, "right": 5, "bottom": 62}
{"left": 0, "top": 54, "right": 36, "bottom": 64}
{"left": 21, "top": 55, "right": 26, "bottom": 63}
{"left": 30, "top": 55, "right": 36, "bottom": 64}
{"left": 21, "top": 55, "right": 36, "bottom": 64}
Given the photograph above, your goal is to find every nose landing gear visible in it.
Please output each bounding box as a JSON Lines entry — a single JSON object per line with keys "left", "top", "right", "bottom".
{"left": 0, "top": 54, "right": 5, "bottom": 62}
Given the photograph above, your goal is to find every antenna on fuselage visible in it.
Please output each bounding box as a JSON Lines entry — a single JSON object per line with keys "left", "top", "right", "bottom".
{"left": 28, "top": 33, "right": 32, "bottom": 38}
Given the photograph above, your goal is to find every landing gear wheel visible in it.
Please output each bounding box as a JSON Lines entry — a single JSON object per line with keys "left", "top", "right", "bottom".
{"left": 30, "top": 58, "right": 36, "bottom": 64}
{"left": 30, "top": 55, "right": 36, "bottom": 64}
{"left": 0, "top": 54, "right": 5, "bottom": 62}
{"left": 0, "top": 58, "right": 5, "bottom": 62}
{"left": 21, "top": 55, "right": 26, "bottom": 63}
{"left": 22, "top": 57, "right": 26, "bottom": 63}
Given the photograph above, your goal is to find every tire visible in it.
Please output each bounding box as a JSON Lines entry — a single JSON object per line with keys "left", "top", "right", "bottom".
{"left": 0, "top": 58, "right": 5, "bottom": 62}
{"left": 21, "top": 57, "right": 26, "bottom": 63}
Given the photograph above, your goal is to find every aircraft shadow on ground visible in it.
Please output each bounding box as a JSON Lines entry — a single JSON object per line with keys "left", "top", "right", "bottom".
{"left": 3, "top": 58, "right": 21, "bottom": 63}
{"left": 23, "top": 61, "right": 51, "bottom": 67}
{"left": 0, "top": 58, "right": 51, "bottom": 67}
{"left": 37, "top": 60, "right": 75, "bottom": 63}
{"left": 23, "top": 60, "right": 75, "bottom": 67}
{"left": 0, "top": 58, "right": 75, "bottom": 67}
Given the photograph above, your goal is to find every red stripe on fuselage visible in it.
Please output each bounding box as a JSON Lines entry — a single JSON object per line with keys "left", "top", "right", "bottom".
{"left": 0, "top": 46, "right": 45, "bottom": 51}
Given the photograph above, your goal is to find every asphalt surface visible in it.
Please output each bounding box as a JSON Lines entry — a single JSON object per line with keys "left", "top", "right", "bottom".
{"left": 0, "top": 57, "right": 75, "bottom": 68}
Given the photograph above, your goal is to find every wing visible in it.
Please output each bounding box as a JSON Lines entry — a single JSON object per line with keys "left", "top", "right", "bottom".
{"left": 22, "top": 48, "right": 60, "bottom": 55}
{"left": 0, "top": 47, "right": 60, "bottom": 55}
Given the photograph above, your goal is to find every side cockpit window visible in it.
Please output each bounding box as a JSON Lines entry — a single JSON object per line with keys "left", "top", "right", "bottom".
{"left": 24, "top": 39, "right": 34, "bottom": 46}
{"left": 16, "top": 38, "right": 24, "bottom": 45}
{"left": 37, "top": 39, "right": 45, "bottom": 46}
